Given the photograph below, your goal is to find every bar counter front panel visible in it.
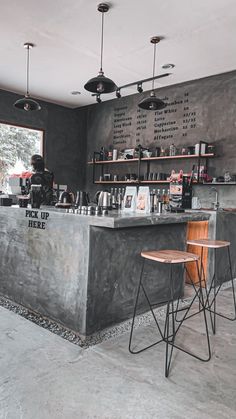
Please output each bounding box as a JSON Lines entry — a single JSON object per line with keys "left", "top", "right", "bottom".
{"left": 0, "top": 207, "right": 210, "bottom": 336}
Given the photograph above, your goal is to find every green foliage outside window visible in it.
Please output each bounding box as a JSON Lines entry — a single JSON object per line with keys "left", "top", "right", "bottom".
{"left": 0, "top": 123, "right": 42, "bottom": 188}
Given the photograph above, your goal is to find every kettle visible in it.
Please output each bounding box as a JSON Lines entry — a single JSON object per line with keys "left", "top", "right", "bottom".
{"left": 96, "top": 191, "right": 112, "bottom": 209}
{"left": 75, "top": 191, "right": 89, "bottom": 207}
{"left": 59, "top": 190, "right": 74, "bottom": 204}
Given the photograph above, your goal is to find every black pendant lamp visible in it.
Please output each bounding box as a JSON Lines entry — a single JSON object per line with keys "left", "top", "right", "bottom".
{"left": 84, "top": 3, "right": 117, "bottom": 94}
{"left": 14, "top": 43, "right": 41, "bottom": 111}
{"left": 138, "top": 37, "right": 166, "bottom": 111}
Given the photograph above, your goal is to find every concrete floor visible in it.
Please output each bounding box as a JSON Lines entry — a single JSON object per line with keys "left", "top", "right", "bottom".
{"left": 0, "top": 289, "right": 236, "bottom": 419}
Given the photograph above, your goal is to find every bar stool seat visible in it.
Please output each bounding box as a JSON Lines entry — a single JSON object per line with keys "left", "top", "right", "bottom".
{"left": 141, "top": 249, "right": 199, "bottom": 264}
{"left": 129, "top": 248, "right": 211, "bottom": 377}
{"left": 187, "top": 239, "right": 230, "bottom": 248}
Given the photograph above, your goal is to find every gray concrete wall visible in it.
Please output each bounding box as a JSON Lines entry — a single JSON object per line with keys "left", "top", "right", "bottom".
{"left": 215, "top": 212, "right": 236, "bottom": 282}
{"left": 194, "top": 184, "right": 236, "bottom": 209}
{"left": 2, "top": 70, "right": 236, "bottom": 206}
{"left": 0, "top": 89, "right": 87, "bottom": 190}
{"left": 83, "top": 70, "right": 236, "bottom": 206}
{"left": 0, "top": 207, "right": 89, "bottom": 334}
{"left": 1, "top": 207, "right": 209, "bottom": 335}
{"left": 86, "top": 223, "right": 186, "bottom": 334}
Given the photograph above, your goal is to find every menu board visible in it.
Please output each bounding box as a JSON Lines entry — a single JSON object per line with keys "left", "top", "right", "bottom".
{"left": 113, "top": 106, "right": 133, "bottom": 146}
{"left": 112, "top": 90, "right": 198, "bottom": 149}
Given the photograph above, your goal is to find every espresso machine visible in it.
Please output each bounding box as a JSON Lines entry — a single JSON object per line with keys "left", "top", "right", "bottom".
{"left": 170, "top": 178, "right": 192, "bottom": 211}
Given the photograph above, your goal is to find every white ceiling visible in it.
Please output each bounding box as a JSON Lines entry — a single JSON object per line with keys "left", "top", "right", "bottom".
{"left": 0, "top": 0, "right": 235, "bottom": 108}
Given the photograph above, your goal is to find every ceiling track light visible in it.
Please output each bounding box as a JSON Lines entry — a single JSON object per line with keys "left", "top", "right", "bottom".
{"left": 84, "top": 3, "right": 117, "bottom": 94}
{"left": 96, "top": 94, "right": 102, "bottom": 103}
{"left": 92, "top": 93, "right": 102, "bottom": 103}
{"left": 116, "top": 89, "right": 121, "bottom": 98}
{"left": 14, "top": 43, "right": 41, "bottom": 111}
{"left": 162, "top": 63, "right": 175, "bottom": 69}
{"left": 118, "top": 73, "right": 170, "bottom": 91}
{"left": 137, "top": 83, "right": 143, "bottom": 93}
{"left": 138, "top": 36, "right": 167, "bottom": 111}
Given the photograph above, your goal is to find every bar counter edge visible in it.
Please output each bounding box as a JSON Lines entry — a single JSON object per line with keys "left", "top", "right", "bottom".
{"left": 0, "top": 207, "right": 210, "bottom": 337}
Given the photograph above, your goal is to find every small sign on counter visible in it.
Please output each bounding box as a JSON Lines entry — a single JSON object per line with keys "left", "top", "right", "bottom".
{"left": 25, "top": 209, "right": 50, "bottom": 230}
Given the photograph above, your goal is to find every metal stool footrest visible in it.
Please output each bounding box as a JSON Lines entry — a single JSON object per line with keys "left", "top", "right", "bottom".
{"left": 129, "top": 254, "right": 211, "bottom": 378}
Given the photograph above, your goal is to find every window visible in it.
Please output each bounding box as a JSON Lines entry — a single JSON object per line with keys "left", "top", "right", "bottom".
{"left": 0, "top": 122, "right": 44, "bottom": 192}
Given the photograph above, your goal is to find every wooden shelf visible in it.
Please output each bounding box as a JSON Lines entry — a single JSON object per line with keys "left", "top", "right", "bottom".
{"left": 88, "top": 153, "right": 214, "bottom": 165}
{"left": 140, "top": 180, "right": 169, "bottom": 184}
{"left": 94, "top": 181, "right": 139, "bottom": 185}
{"left": 95, "top": 180, "right": 169, "bottom": 185}
{"left": 141, "top": 153, "right": 215, "bottom": 161}
{"left": 94, "top": 180, "right": 205, "bottom": 185}
{"left": 202, "top": 182, "right": 236, "bottom": 185}
{"left": 88, "top": 158, "right": 139, "bottom": 165}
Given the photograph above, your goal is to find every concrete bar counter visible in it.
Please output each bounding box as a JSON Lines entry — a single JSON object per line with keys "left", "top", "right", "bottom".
{"left": 0, "top": 207, "right": 209, "bottom": 336}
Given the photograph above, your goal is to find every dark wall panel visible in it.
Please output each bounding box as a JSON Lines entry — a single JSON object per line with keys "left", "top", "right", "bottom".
{"left": 0, "top": 89, "right": 87, "bottom": 190}
{"left": 84, "top": 70, "right": 236, "bottom": 198}
{"left": 2, "top": 70, "right": 236, "bottom": 201}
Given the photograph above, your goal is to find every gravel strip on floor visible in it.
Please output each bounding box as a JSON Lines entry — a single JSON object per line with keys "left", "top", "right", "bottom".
{"left": 0, "top": 279, "right": 234, "bottom": 348}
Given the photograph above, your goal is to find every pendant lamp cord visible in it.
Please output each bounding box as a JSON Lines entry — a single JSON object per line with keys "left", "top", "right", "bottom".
{"left": 152, "top": 42, "right": 156, "bottom": 91}
{"left": 26, "top": 45, "right": 30, "bottom": 97}
{"left": 100, "top": 11, "right": 104, "bottom": 73}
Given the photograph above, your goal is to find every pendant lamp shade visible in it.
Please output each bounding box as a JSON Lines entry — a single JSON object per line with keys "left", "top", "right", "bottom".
{"left": 14, "top": 43, "right": 41, "bottom": 112}
{"left": 14, "top": 96, "right": 41, "bottom": 111}
{"left": 84, "top": 72, "right": 116, "bottom": 94}
{"left": 138, "top": 36, "right": 166, "bottom": 111}
{"left": 138, "top": 91, "right": 166, "bottom": 111}
{"left": 84, "top": 4, "right": 116, "bottom": 94}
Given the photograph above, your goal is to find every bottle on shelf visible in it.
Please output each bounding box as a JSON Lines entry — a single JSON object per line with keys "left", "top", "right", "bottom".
{"left": 165, "top": 189, "right": 170, "bottom": 204}
{"left": 162, "top": 188, "right": 171, "bottom": 212}
{"left": 160, "top": 146, "right": 165, "bottom": 157}
{"left": 161, "top": 189, "right": 166, "bottom": 204}
{"left": 156, "top": 189, "right": 161, "bottom": 202}
{"left": 108, "top": 145, "right": 113, "bottom": 161}
{"left": 99, "top": 146, "right": 107, "bottom": 161}
{"left": 111, "top": 187, "right": 118, "bottom": 210}
{"left": 117, "top": 188, "right": 123, "bottom": 210}
{"left": 150, "top": 189, "right": 155, "bottom": 213}
{"left": 166, "top": 189, "right": 170, "bottom": 211}
{"left": 169, "top": 144, "right": 176, "bottom": 156}
{"left": 153, "top": 188, "right": 158, "bottom": 212}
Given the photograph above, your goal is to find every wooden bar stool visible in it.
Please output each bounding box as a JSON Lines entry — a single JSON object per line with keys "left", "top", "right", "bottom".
{"left": 129, "top": 249, "right": 211, "bottom": 378}
{"left": 187, "top": 239, "right": 236, "bottom": 334}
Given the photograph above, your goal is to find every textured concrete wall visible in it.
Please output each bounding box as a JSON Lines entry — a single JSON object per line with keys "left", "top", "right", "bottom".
{"left": 83, "top": 70, "right": 236, "bottom": 206}
{"left": 0, "top": 207, "right": 89, "bottom": 334}
{"left": 2, "top": 70, "right": 236, "bottom": 206}
{"left": 215, "top": 212, "right": 236, "bottom": 282}
{"left": 86, "top": 223, "right": 186, "bottom": 334}
{"left": 0, "top": 89, "right": 87, "bottom": 190}
{"left": 2, "top": 207, "right": 207, "bottom": 335}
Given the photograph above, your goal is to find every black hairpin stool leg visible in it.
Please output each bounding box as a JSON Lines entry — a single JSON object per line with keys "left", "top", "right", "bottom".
{"left": 165, "top": 266, "right": 176, "bottom": 378}
{"left": 129, "top": 259, "right": 164, "bottom": 355}
{"left": 129, "top": 250, "right": 212, "bottom": 378}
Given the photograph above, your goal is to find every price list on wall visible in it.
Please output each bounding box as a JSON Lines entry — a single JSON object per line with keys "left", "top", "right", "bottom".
{"left": 135, "top": 108, "right": 147, "bottom": 144}
{"left": 182, "top": 93, "right": 197, "bottom": 138}
{"left": 152, "top": 92, "right": 197, "bottom": 143}
{"left": 112, "top": 106, "right": 133, "bottom": 146}
{"left": 111, "top": 91, "right": 198, "bottom": 148}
